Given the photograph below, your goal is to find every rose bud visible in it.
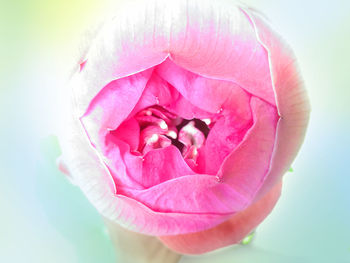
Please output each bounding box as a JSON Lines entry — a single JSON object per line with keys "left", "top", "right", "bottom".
{"left": 58, "top": 0, "right": 310, "bottom": 255}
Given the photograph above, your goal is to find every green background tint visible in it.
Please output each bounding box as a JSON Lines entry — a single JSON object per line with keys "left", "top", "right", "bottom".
{"left": 0, "top": 0, "right": 349, "bottom": 262}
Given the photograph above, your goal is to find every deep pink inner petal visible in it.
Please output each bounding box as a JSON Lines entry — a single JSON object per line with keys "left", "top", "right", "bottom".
{"left": 82, "top": 56, "right": 278, "bottom": 215}
{"left": 81, "top": 68, "right": 153, "bottom": 151}
{"left": 197, "top": 112, "right": 253, "bottom": 175}
{"left": 117, "top": 98, "right": 278, "bottom": 214}
{"left": 109, "top": 117, "right": 140, "bottom": 152}
{"left": 140, "top": 146, "right": 196, "bottom": 189}
{"left": 217, "top": 97, "right": 279, "bottom": 200}
{"left": 156, "top": 59, "right": 247, "bottom": 114}
{"left": 103, "top": 136, "right": 144, "bottom": 190}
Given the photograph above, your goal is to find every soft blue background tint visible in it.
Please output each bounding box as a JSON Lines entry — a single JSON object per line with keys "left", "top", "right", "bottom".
{"left": 0, "top": 0, "right": 349, "bottom": 262}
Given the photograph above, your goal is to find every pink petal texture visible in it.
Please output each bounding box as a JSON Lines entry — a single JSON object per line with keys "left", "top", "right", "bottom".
{"left": 73, "top": 0, "right": 275, "bottom": 117}
{"left": 118, "top": 97, "right": 278, "bottom": 214}
{"left": 240, "top": 7, "right": 310, "bottom": 201}
{"left": 159, "top": 181, "right": 282, "bottom": 255}
{"left": 58, "top": 0, "right": 310, "bottom": 240}
{"left": 60, "top": 98, "right": 234, "bottom": 235}
{"left": 80, "top": 68, "right": 153, "bottom": 152}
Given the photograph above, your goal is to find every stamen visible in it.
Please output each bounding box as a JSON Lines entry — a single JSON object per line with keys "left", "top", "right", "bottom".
{"left": 202, "top": 118, "right": 211, "bottom": 125}
{"left": 135, "top": 105, "right": 211, "bottom": 162}
{"left": 167, "top": 130, "right": 177, "bottom": 139}
{"left": 148, "top": 134, "right": 159, "bottom": 144}
{"left": 159, "top": 120, "right": 168, "bottom": 130}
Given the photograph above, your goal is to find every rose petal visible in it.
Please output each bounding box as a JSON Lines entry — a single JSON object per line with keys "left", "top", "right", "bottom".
{"left": 103, "top": 137, "right": 144, "bottom": 190}
{"left": 165, "top": 86, "right": 213, "bottom": 120}
{"left": 169, "top": 0, "right": 275, "bottom": 105}
{"left": 241, "top": 7, "right": 311, "bottom": 200}
{"left": 141, "top": 146, "right": 196, "bottom": 188}
{"left": 197, "top": 112, "right": 253, "bottom": 174}
{"left": 115, "top": 98, "right": 278, "bottom": 214}
{"left": 60, "top": 0, "right": 309, "bottom": 237}
{"left": 128, "top": 72, "right": 174, "bottom": 117}
{"left": 217, "top": 97, "right": 279, "bottom": 201}
{"left": 109, "top": 117, "right": 140, "bottom": 151}
{"left": 159, "top": 181, "right": 282, "bottom": 254}
{"left": 130, "top": 70, "right": 212, "bottom": 120}
{"left": 156, "top": 59, "right": 253, "bottom": 115}
{"left": 74, "top": 0, "right": 275, "bottom": 118}
{"left": 59, "top": 99, "right": 232, "bottom": 235}
{"left": 73, "top": 0, "right": 172, "bottom": 116}
{"left": 80, "top": 68, "right": 152, "bottom": 151}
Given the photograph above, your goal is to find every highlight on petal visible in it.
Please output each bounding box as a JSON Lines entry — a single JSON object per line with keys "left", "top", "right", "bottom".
{"left": 159, "top": 181, "right": 282, "bottom": 255}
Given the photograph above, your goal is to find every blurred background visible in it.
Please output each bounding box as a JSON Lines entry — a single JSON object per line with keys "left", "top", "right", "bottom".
{"left": 0, "top": 0, "right": 349, "bottom": 262}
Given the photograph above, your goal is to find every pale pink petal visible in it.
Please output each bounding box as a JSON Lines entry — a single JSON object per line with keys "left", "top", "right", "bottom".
{"left": 169, "top": 0, "right": 275, "bottom": 105}
{"left": 140, "top": 146, "right": 196, "bottom": 188}
{"left": 159, "top": 182, "right": 282, "bottom": 254}
{"left": 56, "top": 155, "right": 76, "bottom": 185}
{"left": 74, "top": 0, "right": 275, "bottom": 118}
{"left": 73, "top": 0, "right": 172, "bottom": 116}
{"left": 241, "top": 7, "right": 311, "bottom": 200}
{"left": 56, "top": 155, "right": 69, "bottom": 175}
{"left": 120, "top": 173, "right": 248, "bottom": 214}
{"left": 217, "top": 97, "right": 279, "bottom": 201}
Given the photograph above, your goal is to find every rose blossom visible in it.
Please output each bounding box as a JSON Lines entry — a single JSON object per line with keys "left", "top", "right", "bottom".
{"left": 58, "top": 0, "right": 310, "bottom": 254}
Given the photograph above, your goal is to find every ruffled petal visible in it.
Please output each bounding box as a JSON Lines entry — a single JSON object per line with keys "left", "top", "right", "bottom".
{"left": 114, "top": 97, "right": 278, "bottom": 214}
{"left": 165, "top": 87, "right": 213, "bottom": 120}
{"left": 169, "top": 0, "right": 275, "bottom": 105}
{"left": 80, "top": 68, "right": 152, "bottom": 151}
{"left": 60, "top": 0, "right": 308, "bottom": 237}
{"left": 241, "top": 7, "right": 311, "bottom": 200}
{"left": 120, "top": 173, "right": 248, "bottom": 214}
{"left": 73, "top": 0, "right": 173, "bottom": 116}
{"left": 128, "top": 72, "right": 174, "bottom": 117}
{"left": 103, "top": 137, "right": 144, "bottom": 190}
{"left": 74, "top": 0, "right": 276, "bottom": 118}
{"left": 59, "top": 98, "right": 233, "bottom": 235}
{"left": 141, "top": 146, "right": 196, "bottom": 188}
{"left": 130, "top": 70, "right": 212, "bottom": 120}
{"left": 109, "top": 117, "right": 140, "bottom": 151}
{"left": 156, "top": 59, "right": 252, "bottom": 115}
{"left": 197, "top": 112, "right": 252, "bottom": 174}
{"left": 217, "top": 97, "right": 279, "bottom": 201}
{"left": 159, "top": 181, "right": 282, "bottom": 255}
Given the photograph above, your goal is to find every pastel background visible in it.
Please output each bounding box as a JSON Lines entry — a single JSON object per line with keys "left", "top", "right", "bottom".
{"left": 1, "top": 0, "right": 349, "bottom": 262}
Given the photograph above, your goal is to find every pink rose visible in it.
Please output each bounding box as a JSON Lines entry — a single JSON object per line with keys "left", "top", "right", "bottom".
{"left": 58, "top": 0, "right": 310, "bottom": 254}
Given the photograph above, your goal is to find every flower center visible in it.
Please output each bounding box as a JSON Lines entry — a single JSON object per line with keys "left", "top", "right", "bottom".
{"left": 135, "top": 105, "right": 211, "bottom": 162}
